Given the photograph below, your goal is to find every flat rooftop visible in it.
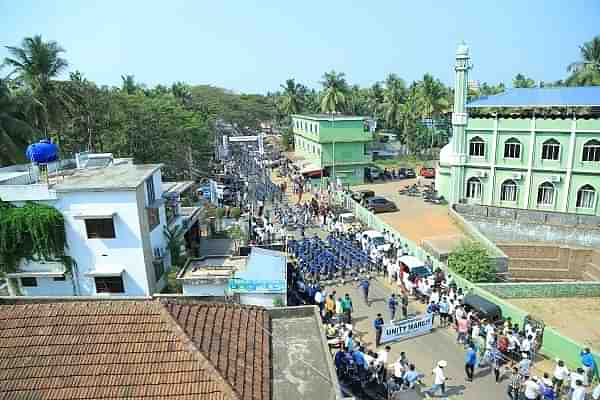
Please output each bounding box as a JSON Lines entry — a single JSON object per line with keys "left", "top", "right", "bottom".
{"left": 353, "top": 179, "right": 467, "bottom": 245}
{"left": 178, "top": 256, "right": 247, "bottom": 280}
{"left": 292, "top": 113, "right": 366, "bottom": 121}
{"left": 269, "top": 307, "right": 341, "bottom": 400}
{"left": 53, "top": 163, "right": 162, "bottom": 192}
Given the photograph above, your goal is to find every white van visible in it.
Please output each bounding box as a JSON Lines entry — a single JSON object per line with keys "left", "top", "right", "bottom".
{"left": 338, "top": 213, "right": 357, "bottom": 232}
{"left": 362, "top": 230, "right": 389, "bottom": 252}
{"left": 398, "top": 256, "right": 432, "bottom": 278}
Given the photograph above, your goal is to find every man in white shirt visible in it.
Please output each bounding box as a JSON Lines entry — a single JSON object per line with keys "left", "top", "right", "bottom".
{"left": 570, "top": 368, "right": 585, "bottom": 396}
{"left": 553, "top": 359, "right": 570, "bottom": 392}
{"left": 572, "top": 380, "right": 586, "bottom": 400}
{"left": 377, "top": 346, "right": 391, "bottom": 380}
{"left": 592, "top": 382, "right": 600, "bottom": 400}
{"left": 523, "top": 376, "right": 540, "bottom": 400}
{"left": 425, "top": 360, "right": 447, "bottom": 397}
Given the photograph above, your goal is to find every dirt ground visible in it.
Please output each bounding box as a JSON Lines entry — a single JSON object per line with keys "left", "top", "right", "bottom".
{"left": 353, "top": 179, "right": 466, "bottom": 244}
{"left": 510, "top": 297, "right": 600, "bottom": 348}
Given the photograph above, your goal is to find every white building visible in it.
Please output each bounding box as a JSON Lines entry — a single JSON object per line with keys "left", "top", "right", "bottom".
{"left": 0, "top": 154, "right": 200, "bottom": 297}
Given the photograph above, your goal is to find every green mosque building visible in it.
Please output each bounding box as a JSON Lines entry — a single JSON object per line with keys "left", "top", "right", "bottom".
{"left": 437, "top": 44, "right": 600, "bottom": 216}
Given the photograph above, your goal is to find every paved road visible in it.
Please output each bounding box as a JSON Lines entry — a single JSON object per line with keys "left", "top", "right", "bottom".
{"left": 327, "top": 278, "right": 509, "bottom": 400}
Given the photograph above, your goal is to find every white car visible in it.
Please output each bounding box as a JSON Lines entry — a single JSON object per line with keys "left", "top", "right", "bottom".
{"left": 338, "top": 213, "right": 358, "bottom": 232}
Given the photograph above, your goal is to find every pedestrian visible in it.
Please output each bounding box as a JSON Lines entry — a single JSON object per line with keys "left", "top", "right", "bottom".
{"left": 569, "top": 368, "right": 585, "bottom": 398}
{"left": 425, "top": 360, "right": 448, "bottom": 398}
{"left": 344, "top": 331, "right": 354, "bottom": 352}
{"left": 580, "top": 347, "right": 597, "bottom": 386}
{"left": 377, "top": 345, "right": 391, "bottom": 381}
{"left": 523, "top": 376, "right": 540, "bottom": 400}
{"left": 388, "top": 293, "right": 398, "bottom": 322}
{"left": 519, "top": 353, "right": 532, "bottom": 379}
{"left": 341, "top": 294, "right": 353, "bottom": 324}
{"left": 592, "top": 382, "right": 600, "bottom": 400}
{"left": 457, "top": 315, "right": 469, "bottom": 346}
{"left": 571, "top": 380, "right": 586, "bottom": 400}
{"left": 374, "top": 313, "right": 385, "bottom": 347}
{"left": 358, "top": 278, "right": 370, "bottom": 306}
{"left": 465, "top": 344, "right": 477, "bottom": 382}
{"left": 401, "top": 291, "right": 409, "bottom": 319}
{"left": 325, "top": 294, "right": 335, "bottom": 322}
{"left": 507, "top": 366, "right": 522, "bottom": 400}
{"left": 553, "top": 359, "right": 570, "bottom": 394}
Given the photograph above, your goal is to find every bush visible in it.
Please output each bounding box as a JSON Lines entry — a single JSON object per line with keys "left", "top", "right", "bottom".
{"left": 448, "top": 241, "right": 495, "bottom": 283}
{"left": 216, "top": 207, "right": 225, "bottom": 219}
{"left": 230, "top": 207, "right": 241, "bottom": 220}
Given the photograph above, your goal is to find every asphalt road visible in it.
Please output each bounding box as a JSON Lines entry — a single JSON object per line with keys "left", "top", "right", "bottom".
{"left": 327, "top": 278, "right": 510, "bottom": 400}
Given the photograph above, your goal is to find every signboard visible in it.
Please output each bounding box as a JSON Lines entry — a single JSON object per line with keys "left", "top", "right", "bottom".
{"left": 380, "top": 314, "right": 433, "bottom": 344}
{"left": 228, "top": 279, "right": 286, "bottom": 293}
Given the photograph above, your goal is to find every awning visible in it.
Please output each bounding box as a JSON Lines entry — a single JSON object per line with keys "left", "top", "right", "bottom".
{"left": 300, "top": 162, "right": 322, "bottom": 174}
{"left": 85, "top": 264, "right": 125, "bottom": 277}
{"left": 73, "top": 210, "right": 116, "bottom": 219}
{"left": 6, "top": 271, "right": 65, "bottom": 278}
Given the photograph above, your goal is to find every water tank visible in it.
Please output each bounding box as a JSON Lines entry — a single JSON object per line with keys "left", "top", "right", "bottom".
{"left": 25, "top": 139, "right": 59, "bottom": 164}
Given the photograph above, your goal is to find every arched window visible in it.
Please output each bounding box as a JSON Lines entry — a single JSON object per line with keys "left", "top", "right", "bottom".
{"left": 576, "top": 184, "right": 596, "bottom": 209}
{"left": 466, "top": 177, "right": 483, "bottom": 200}
{"left": 469, "top": 137, "right": 485, "bottom": 157}
{"left": 541, "top": 139, "right": 560, "bottom": 161}
{"left": 504, "top": 138, "right": 522, "bottom": 159}
{"left": 582, "top": 139, "right": 600, "bottom": 162}
{"left": 500, "top": 179, "right": 518, "bottom": 202}
{"left": 537, "top": 182, "right": 555, "bottom": 206}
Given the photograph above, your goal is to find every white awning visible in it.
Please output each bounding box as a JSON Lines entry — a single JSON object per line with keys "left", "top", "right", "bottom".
{"left": 85, "top": 264, "right": 125, "bottom": 277}
{"left": 72, "top": 210, "right": 116, "bottom": 219}
{"left": 300, "top": 162, "right": 322, "bottom": 174}
{"left": 6, "top": 271, "right": 65, "bottom": 278}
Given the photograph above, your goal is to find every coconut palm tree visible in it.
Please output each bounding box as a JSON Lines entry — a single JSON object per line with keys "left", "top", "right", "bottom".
{"left": 418, "top": 73, "right": 450, "bottom": 119}
{"left": 382, "top": 74, "right": 406, "bottom": 130}
{"left": 279, "top": 79, "right": 304, "bottom": 116}
{"left": 121, "top": 74, "right": 138, "bottom": 94}
{"left": 320, "top": 70, "right": 348, "bottom": 114}
{"left": 3, "top": 35, "right": 70, "bottom": 135}
{"left": 0, "top": 78, "right": 37, "bottom": 165}
{"left": 567, "top": 36, "right": 600, "bottom": 86}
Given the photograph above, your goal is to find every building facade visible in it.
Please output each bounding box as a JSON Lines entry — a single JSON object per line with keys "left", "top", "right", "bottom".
{"left": 0, "top": 154, "right": 200, "bottom": 297}
{"left": 292, "top": 114, "right": 372, "bottom": 185}
{"left": 437, "top": 45, "right": 600, "bottom": 216}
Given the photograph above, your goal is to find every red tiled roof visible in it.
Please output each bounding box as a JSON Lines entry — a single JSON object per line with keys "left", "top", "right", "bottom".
{"left": 0, "top": 301, "right": 272, "bottom": 400}
{"left": 164, "top": 302, "right": 271, "bottom": 400}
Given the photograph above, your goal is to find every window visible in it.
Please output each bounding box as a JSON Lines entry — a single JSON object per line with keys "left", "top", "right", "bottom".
{"left": 541, "top": 139, "right": 560, "bottom": 161}
{"left": 500, "top": 179, "right": 518, "bottom": 202}
{"left": 582, "top": 140, "right": 600, "bottom": 162}
{"left": 146, "top": 177, "right": 156, "bottom": 204}
{"left": 153, "top": 260, "right": 165, "bottom": 282}
{"left": 537, "top": 182, "right": 555, "bottom": 206}
{"left": 469, "top": 137, "right": 485, "bottom": 157}
{"left": 20, "top": 277, "right": 37, "bottom": 287}
{"left": 576, "top": 184, "right": 596, "bottom": 209}
{"left": 85, "top": 218, "right": 116, "bottom": 239}
{"left": 466, "top": 177, "right": 483, "bottom": 200}
{"left": 53, "top": 276, "right": 66, "bottom": 281}
{"left": 147, "top": 207, "right": 160, "bottom": 231}
{"left": 504, "top": 138, "right": 521, "bottom": 159}
{"left": 95, "top": 276, "right": 124, "bottom": 293}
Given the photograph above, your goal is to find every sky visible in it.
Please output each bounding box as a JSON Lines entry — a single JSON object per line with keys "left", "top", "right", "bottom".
{"left": 1, "top": 1, "right": 599, "bottom": 93}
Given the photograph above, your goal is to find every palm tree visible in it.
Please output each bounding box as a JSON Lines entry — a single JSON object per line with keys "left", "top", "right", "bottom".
{"left": 567, "top": 36, "right": 600, "bottom": 86}
{"left": 382, "top": 74, "right": 406, "bottom": 130}
{"left": 0, "top": 79, "right": 37, "bottom": 165}
{"left": 3, "top": 35, "right": 69, "bottom": 135}
{"left": 279, "top": 79, "right": 304, "bottom": 115}
{"left": 367, "top": 82, "right": 384, "bottom": 119}
{"left": 512, "top": 73, "right": 536, "bottom": 88}
{"left": 320, "top": 70, "right": 348, "bottom": 114}
{"left": 121, "top": 74, "right": 138, "bottom": 94}
{"left": 418, "top": 73, "right": 449, "bottom": 119}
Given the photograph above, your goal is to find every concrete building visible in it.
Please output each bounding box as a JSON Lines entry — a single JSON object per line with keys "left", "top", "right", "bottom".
{"left": 437, "top": 44, "right": 600, "bottom": 216}
{"left": 0, "top": 153, "right": 201, "bottom": 297}
{"left": 292, "top": 114, "right": 372, "bottom": 185}
{"left": 179, "top": 246, "right": 287, "bottom": 307}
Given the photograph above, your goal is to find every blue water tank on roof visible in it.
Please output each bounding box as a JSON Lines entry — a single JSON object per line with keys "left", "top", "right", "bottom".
{"left": 25, "top": 139, "right": 59, "bottom": 164}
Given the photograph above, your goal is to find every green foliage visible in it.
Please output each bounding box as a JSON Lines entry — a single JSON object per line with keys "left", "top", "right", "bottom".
{"left": 320, "top": 70, "right": 348, "bottom": 113}
{"left": 164, "top": 225, "right": 186, "bottom": 268}
{"left": 216, "top": 207, "right": 225, "bottom": 219}
{"left": 567, "top": 35, "right": 600, "bottom": 86}
{"left": 273, "top": 297, "right": 284, "bottom": 307}
{"left": 448, "top": 241, "right": 495, "bottom": 283}
{"left": 230, "top": 207, "right": 241, "bottom": 220}
{"left": 281, "top": 127, "right": 294, "bottom": 150}
{"left": 164, "top": 268, "right": 182, "bottom": 294}
{"left": 0, "top": 201, "right": 72, "bottom": 275}
{"left": 513, "top": 73, "right": 536, "bottom": 88}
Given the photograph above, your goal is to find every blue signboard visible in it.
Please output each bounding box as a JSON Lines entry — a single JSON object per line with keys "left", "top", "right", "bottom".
{"left": 228, "top": 279, "right": 286, "bottom": 293}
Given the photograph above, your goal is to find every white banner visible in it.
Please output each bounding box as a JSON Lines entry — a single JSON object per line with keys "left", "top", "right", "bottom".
{"left": 380, "top": 314, "right": 433, "bottom": 344}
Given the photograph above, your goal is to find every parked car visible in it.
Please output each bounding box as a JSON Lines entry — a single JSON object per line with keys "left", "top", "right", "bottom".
{"left": 364, "top": 166, "right": 382, "bottom": 180}
{"left": 362, "top": 229, "right": 389, "bottom": 254}
{"left": 420, "top": 167, "right": 435, "bottom": 178}
{"left": 398, "top": 168, "right": 408, "bottom": 179}
{"left": 366, "top": 196, "right": 398, "bottom": 213}
{"left": 405, "top": 168, "right": 416, "bottom": 178}
{"left": 351, "top": 189, "right": 375, "bottom": 203}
